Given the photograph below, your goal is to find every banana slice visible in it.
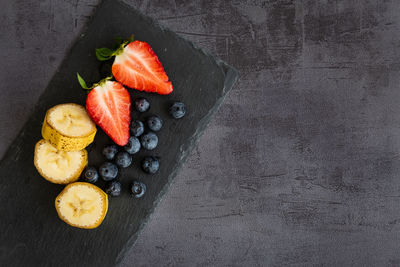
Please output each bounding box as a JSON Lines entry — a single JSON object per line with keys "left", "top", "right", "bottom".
{"left": 34, "top": 139, "right": 87, "bottom": 184}
{"left": 55, "top": 182, "right": 108, "bottom": 229}
{"left": 42, "top": 103, "right": 96, "bottom": 151}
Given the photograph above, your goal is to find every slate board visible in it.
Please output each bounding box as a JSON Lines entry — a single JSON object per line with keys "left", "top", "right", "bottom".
{"left": 0, "top": 1, "right": 238, "bottom": 266}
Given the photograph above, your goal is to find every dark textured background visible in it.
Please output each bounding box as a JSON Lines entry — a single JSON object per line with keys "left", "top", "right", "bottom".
{"left": 1, "top": 0, "right": 400, "bottom": 266}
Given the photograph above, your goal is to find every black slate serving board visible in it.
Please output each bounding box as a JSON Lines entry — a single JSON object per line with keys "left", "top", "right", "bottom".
{"left": 0, "top": 1, "right": 238, "bottom": 266}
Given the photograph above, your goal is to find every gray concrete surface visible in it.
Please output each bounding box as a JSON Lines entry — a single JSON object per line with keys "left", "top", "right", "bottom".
{"left": 2, "top": 0, "right": 400, "bottom": 266}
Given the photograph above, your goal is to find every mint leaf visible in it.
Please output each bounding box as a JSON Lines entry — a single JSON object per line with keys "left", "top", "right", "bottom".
{"left": 77, "top": 73, "right": 91, "bottom": 90}
{"left": 95, "top": 47, "right": 115, "bottom": 61}
{"left": 96, "top": 35, "right": 135, "bottom": 61}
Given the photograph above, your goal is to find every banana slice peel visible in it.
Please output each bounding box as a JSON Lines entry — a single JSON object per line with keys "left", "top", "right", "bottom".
{"left": 55, "top": 182, "right": 108, "bottom": 229}
{"left": 34, "top": 139, "right": 87, "bottom": 184}
{"left": 42, "top": 103, "right": 96, "bottom": 151}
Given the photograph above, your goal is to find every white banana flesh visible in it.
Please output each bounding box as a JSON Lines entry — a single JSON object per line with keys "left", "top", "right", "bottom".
{"left": 34, "top": 139, "right": 87, "bottom": 184}
{"left": 47, "top": 103, "right": 96, "bottom": 137}
{"left": 55, "top": 182, "right": 108, "bottom": 229}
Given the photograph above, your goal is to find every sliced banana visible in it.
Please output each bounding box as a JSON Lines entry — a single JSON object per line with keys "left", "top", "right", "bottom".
{"left": 34, "top": 139, "right": 87, "bottom": 184}
{"left": 55, "top": 182, "right": 108, "bottom": 229}
{"left": 42, "top": 103, "right": 96, "bottom": 151}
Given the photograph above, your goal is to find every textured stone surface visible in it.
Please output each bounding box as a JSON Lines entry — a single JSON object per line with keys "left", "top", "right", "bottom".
{"left": 2, "top": 0, "right": 400, "bottom": 266}
{"left": 0, "top": 1, "right": 237, "bottom": 266}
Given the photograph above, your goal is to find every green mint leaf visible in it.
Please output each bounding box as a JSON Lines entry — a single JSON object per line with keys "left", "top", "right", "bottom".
{"left": 95, "top": 47, "right": 115, "bottom": 61}
{"left": 76, "top": 73, "right": 91, "bottom": 90}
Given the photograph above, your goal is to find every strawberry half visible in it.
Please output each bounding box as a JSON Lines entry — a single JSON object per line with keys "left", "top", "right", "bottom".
{"left": 78, "top": 74, "right": 131, "bottom": 146}
{"left": 96, "top": 39, "right": 173, "bottom": 95}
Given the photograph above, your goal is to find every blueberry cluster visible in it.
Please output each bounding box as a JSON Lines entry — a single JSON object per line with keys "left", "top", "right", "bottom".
{"left": 82, "top": 98, "right": 186, "bottom": 198}
{"left": 82, "top": 143, "right": 145, "bottom": 198}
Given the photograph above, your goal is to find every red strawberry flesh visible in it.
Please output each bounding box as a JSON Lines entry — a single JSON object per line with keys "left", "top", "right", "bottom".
{"left": 86, "top": 81, "right": 131, "bottom": 146}
{"left": 112, "top": 41, "right": 173, "bottom": 95}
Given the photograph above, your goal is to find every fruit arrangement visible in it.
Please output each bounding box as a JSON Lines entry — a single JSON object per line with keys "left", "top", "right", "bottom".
{"left": 33, "top": 36, "right": 186, "bottom": 229}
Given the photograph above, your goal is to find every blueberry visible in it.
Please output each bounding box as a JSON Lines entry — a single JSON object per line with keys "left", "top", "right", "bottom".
{"left": 115, "top": 151, "right": 132, "bottom": 168}
{"left": 140, "top": 132, "right": 158, "bottom": 150}
{"left": 169, "top": 102, "right": 186, "bottom": 119}
{"left": 142, "top": 156, "right": 159, "bottom": 174}
{"left": 124, "top": 136, "right": 141, "bottom": 154}
{"left": 134, "top": 98, "right": 150, "bottom": 112}
{"left": 103, "top": 145, "right": 118, "bottom": 160}
{"left": 147, "top": 115, "right": 163, "bottom": 132}
{"left": 130, "top": 120, "right": 145, "bottom": 137}
{"left": 99, "top": 162, "right": 118, "bottom": 181}
{"left": 104, "top": 180, "right": 122, "bottom": 197}
{"left": 82, "top": 166, "right": 98, "bottom": 183}
{"left": 131, "top": 181, "right": 146, "bottom": 198}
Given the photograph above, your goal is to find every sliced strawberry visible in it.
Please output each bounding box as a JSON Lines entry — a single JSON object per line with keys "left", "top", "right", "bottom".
{"left": 112, "top": 41, "right": 173, "bottom": 95}
{"left": 86, "top": 81, "right": 131, "bottom": 146}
